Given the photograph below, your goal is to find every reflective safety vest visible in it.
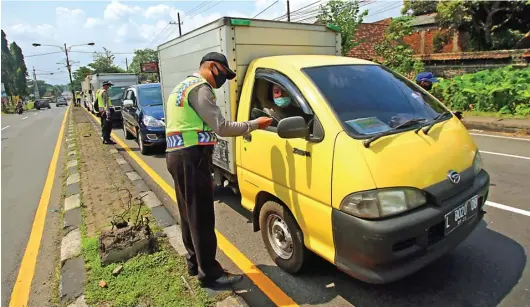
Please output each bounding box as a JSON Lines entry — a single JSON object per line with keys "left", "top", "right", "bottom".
{"left": 96, "top": 88, "right": 111, "bottom": 111}
{"left": 165, "top": 75, "right": 217, "bottom": 152}
{"left": 75, "top": 92, "right": 81, "bottom": 99}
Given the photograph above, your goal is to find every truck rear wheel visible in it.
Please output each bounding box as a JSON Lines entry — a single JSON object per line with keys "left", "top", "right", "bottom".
{"left": 259, "top": 200, "right": 307, "bottom": 274}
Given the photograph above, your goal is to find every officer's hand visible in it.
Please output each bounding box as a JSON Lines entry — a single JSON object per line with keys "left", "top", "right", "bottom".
{"left": 256, "top": 117, "right": 273, "bottom": 129}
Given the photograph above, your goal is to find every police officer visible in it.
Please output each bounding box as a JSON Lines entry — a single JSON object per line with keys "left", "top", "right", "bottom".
{"left": 96, "top": 81, "right": 116, "bottom": 144}
{"left": 75, "top": 91, "right": 81, "bottom": 106}
{"left": 165, "top": 52, "right": 272, "bottom": 288}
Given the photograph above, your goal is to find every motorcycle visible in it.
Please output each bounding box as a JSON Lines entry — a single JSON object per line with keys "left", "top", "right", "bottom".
{"left": 16, "top": 105, "right": 23, "bottom": 115}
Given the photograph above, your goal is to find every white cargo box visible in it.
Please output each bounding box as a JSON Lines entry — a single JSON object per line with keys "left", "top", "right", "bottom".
{"left": 158, "top": 17, "right": 341, "bottom": 175}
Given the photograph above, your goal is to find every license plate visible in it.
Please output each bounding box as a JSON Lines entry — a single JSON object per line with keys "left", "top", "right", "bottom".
{"left": 444, "top": 196, "right": 479, "bottom": 235}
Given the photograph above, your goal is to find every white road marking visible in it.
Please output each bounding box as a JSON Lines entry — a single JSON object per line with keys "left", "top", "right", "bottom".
{"left": 1, "top": 126, "right": 10, "bottom": 131}
{"left": 480, "top": 150, "right": 530, "bottom": 161}
{"left": 22, "top": 116, "right": 28, "bottom": 120}
{"left": 33, "top": 113, "right": 38, "bottom": 116}
{"left": 486, "top": 201, "right": 530, "bottom": 217}
{"left": 470, "top": 133, "right": 530, "bottom": 142}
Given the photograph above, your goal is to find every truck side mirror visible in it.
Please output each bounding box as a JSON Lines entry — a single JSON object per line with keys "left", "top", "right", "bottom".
{"left": 123, "top": 99, "right": 134, "bottom": 108}
{"left": 277, "top": 116, "right": 308, "bottom": 139}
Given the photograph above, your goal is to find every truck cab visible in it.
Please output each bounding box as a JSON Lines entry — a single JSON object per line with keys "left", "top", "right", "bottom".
{"left": 233, "top": 55, "right": 489, "bottom": 283}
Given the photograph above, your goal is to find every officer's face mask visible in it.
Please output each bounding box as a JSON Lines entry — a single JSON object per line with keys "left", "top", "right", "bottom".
{"left": 210, "top": 65, "right": 227, "bottom": 89}
{"left": 274, "top": 97, "right": 292, "bottom": 108}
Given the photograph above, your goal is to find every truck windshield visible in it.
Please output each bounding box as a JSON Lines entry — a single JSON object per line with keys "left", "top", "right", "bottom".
{"left": 303, "top": 65, "right": 446, "bottom": 136}
{"left": 138, "top": 86, "right": 163, "bottom": 106}
{"left": 108, "top": 87, "right": 126, "bottom": 106}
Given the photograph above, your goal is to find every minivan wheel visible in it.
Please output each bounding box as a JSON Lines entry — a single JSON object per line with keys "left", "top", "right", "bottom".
{"left": 138, "top": 130, "right": 148, "bottom": 155}
{"left": 259, "top": 201, "right": 307, "bottom": 274}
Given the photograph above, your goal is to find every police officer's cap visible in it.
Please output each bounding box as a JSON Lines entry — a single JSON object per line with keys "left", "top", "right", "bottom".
{"left": 102, "top": 81, "right": 114, "bottom": 86}
{"left": 200, "top": 52, "right": 236, "bottom": 80}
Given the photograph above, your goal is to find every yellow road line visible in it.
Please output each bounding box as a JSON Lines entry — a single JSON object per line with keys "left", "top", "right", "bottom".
{"left": 86, "top": 109, "right": 299, "bottom": 307}
{"left": 10, "top": 106, "right": 70, "bottom": 307}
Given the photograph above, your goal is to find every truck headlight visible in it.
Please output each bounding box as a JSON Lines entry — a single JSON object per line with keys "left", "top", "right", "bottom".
{"left": 340, "top": 188, "right": 426, "bottom": 219}
{"left": 472, "top": 151, "right": 483, "bottom": 175}
{"left": 143, "top": 115, "right": 164, "bottom": 127}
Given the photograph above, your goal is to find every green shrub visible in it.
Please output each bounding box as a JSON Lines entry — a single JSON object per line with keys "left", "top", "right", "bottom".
{"left": 431, "top": 66, "right": 530, "bottom": 117}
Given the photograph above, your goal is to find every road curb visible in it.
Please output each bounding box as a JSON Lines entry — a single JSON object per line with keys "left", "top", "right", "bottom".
{"left": 58, "top": 107, "right": 87, "bottom": 305}
{"left": 462, "top": 119, "right": 530, "bottom": 135}
{"left": 82, "top": 107, "right": 249, "bottom": 307}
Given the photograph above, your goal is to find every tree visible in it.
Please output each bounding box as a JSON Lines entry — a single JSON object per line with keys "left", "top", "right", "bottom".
{"left": 402, "top": 0, "right": 437, "bottom": 16}
{"left": 436, "top": 0, "right": 530, "bottom": 50}
{"left": 128, "top": 48, "right": 158, "bottom": 82}
{"left": 374, "top": 16, "right": 424, "bottom": 76}
{"left": 1, "top": 30, "right": 14, "bottom": 96}
{"left": 10, "top": 42, "right": 29, "bottom": 96}
{"left": 72, "top": 66, "right": 93, "bottom": 91}
{"left": 316, "top": 0, "right": 368, "bottom": 56}
{"left": 88, "top": 47, "right": 125, "bottom": 73}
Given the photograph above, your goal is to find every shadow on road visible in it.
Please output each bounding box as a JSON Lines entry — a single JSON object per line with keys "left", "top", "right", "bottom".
{"left": 217, "top": 191, "right": 526, "bottom": 307}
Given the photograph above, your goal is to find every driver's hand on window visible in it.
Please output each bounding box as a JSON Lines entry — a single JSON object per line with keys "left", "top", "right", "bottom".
{"left": 256, "top": 117, "right": 273, "bottom": 129}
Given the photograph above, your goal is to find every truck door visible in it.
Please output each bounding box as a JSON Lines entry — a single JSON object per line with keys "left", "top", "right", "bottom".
{"left": 238, "top": 69, "right": 335, "bottom": 261}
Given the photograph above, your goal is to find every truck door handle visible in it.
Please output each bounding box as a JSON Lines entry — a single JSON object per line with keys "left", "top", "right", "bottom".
{"left": 243, "top": 134, "right": 252, "bottom": 142}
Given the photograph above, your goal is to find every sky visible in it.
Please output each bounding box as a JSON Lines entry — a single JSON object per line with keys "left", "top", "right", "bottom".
{"left": 1, "top": 0, "right": 402, "bottom": 85}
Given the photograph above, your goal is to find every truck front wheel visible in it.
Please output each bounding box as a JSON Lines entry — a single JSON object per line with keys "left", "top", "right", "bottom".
{"left": 259, "top": 201, "right": 307, "bottom": 274}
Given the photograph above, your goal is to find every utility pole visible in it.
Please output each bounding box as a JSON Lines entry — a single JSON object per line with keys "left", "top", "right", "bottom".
{"left": 125, "top": 58, "right": 129, "bottom": 71}
{"left": 287, "top": 0, "right": 291, "bottom": 22}
{"left": 170, "top": 14, "right": 183, "bottom": 37}
{"left": 32, "top": 66, "right": 40, "bottom": 99}
{"left": 177, "top": 13, "right": 182, "bottom": 36}
{"left": 64, "top": 43, "right": 75, "bottom": 102}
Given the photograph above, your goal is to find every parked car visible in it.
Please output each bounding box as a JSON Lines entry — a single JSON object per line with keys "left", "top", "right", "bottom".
{"left": 34, "top": 99, "right": 51, "bottom": 110}
{"left": 121, "top": 83, "right": 165, "bottom": 155}
{"left": 56, "top": 96, "right": 68, "bottom": 107}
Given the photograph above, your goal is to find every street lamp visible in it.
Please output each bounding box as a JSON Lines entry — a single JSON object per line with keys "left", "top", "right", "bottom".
{"left": 32, "top": 42, "right": 95, "bottom": 103}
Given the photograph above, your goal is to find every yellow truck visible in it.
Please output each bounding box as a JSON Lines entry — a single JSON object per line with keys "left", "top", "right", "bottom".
{"left": 158, "top": 17, "right": 489, "bottom": 284}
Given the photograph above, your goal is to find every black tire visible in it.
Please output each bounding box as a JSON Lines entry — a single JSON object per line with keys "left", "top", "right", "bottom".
{"left": 137, "top": 129, "right": 149, "bottom": 155}
{"left": 259, "top": 201, "right": 308, "bottom": 274}
{"left": 123, "top": 124, "right": 134, "bottom": 140}
{"left": 36, "top": 107, "right": 40, "bottom": 110}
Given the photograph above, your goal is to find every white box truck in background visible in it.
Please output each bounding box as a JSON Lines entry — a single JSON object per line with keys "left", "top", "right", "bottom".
{"left": 86, "top": 73, "right": 139, "bottom": 124}
{"left": 158, "top": 17, "right": 340, "bottom": 176}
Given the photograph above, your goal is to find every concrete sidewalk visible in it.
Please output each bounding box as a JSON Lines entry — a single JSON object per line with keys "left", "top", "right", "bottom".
{"left": 462, "top": 116, "right": 530, "bottom": 134}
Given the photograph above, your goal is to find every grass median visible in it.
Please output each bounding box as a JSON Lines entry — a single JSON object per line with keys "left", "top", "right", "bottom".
{"left": 72, "top": 106, "right": 218, "bottom": 307}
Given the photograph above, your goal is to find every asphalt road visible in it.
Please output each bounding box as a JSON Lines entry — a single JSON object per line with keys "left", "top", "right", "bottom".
{"left": 108, "top": 121, "right": 530, "bottom": 307}
{"left": 1, "top": 106, "right": 67, "bottom": 305}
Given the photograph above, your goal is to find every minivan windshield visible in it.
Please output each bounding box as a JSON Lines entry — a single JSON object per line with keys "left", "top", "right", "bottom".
{"left": 138, "top": 86, "right": 163, "bottom": 106}
{"left": 303, "top": 65, "right": 447, "bottom": 136}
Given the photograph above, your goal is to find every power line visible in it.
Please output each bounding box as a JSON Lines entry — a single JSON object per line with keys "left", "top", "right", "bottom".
{"left": 254, "top": 0, "right": 279, "bottom": 18}
{"left": 185, "top": 1, "right": 210, "bottom": 16}
{"left": 365, "top": 1, "right": 401, "bottom": 19}
{"left": 147, "top": 22, "right": 171, "bottom": 47}
{"left": 187, "top": 0, "right": 223, "bottom": 19}
{"left": 69, "top": 51, "right": 134, "bottom": 55}
{"left": 26, "top": 51, "right": 63, "bottom": 58}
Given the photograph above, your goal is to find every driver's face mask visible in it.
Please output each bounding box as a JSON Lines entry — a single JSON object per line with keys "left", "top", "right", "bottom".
{"left": 272, "top": 86, "right": 292, "bottom": 108}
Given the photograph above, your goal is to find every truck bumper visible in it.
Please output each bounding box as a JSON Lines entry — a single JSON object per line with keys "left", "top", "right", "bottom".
{"left": 332, "top": 170, "right": 490, "bottom": 284}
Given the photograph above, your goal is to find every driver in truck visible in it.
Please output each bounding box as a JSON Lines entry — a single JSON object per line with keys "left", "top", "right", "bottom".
{"left": 263, "top": 83, "right": 307, "bottom": 125}
{"left": 165, "top": 52, "right": 272, "bottom": 288}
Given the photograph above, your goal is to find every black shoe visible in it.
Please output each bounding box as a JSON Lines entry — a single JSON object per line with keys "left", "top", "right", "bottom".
{"left": 199, "top": 272, "right": 243, "bottom": 288}
{"left": 188, "top": 268, "right": 198, "bottom": 277}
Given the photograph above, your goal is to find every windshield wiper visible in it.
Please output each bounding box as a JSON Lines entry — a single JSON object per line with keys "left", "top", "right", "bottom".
{"left": 363, "top": 118, "right": 426, "bottom": 148}
{"left": 417, "top": 112, "right": 452, "bottom": 135}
